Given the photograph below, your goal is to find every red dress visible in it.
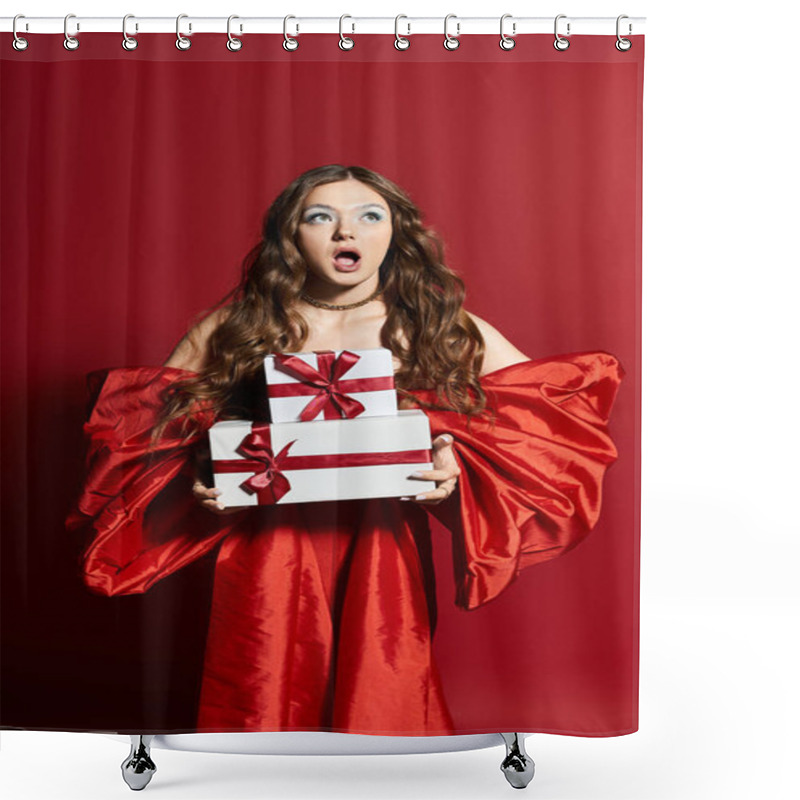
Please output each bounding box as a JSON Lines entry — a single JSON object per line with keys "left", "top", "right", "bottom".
{"left": 65, "top": 351, "right": 624, "bottom": 735}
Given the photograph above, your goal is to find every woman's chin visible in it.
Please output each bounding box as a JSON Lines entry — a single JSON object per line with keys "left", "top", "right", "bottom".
{"left": 327, "top": 267, "right": 376, "bottom": 285}
{"left": 305, "top": 264, "right": 378, "bottom": 292}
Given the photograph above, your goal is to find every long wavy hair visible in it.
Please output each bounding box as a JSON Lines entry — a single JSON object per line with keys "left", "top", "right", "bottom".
{"left": 151, "top": 164, "right": 494, "bottom": 448}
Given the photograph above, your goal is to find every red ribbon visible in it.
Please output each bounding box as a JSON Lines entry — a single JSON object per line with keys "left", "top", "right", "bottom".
{"left": 212, "top": 422, "right": 432, "bottom": 505}
{"left": 270, "top": 350, "right": 394, "bottom": 421}
{"left": 213, "top": 423, "right": 297, "bottom": 504}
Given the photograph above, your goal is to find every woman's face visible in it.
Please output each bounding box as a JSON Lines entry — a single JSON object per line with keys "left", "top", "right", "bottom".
{"left": 295, "top": 179, "right": 392, "bottom": 291}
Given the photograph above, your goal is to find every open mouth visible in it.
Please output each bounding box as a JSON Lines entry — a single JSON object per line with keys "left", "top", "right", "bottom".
{"left": 332, "top": 250, "right": 361, "bottom": 267}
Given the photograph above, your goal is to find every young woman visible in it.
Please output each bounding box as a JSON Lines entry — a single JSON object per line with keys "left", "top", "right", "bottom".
{"left": 66, "top": 164, "right": 624, "bottom": 735}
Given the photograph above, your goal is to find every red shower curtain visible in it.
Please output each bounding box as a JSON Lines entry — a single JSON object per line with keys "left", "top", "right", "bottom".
{"left": 1, "top": 32, "right": 643, "bottom": 736}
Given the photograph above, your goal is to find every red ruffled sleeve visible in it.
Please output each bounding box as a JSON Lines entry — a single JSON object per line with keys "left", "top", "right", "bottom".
{"left": 411, "top": 351, "right": 625, "bottom": 611}
{"left": 65, "top": 366, "right": 236, "bottom": 597}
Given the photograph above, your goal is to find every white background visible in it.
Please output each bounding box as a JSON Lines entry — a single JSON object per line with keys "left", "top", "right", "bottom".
{"left": 2, "top": 1, "right": 798, "bottom": 798}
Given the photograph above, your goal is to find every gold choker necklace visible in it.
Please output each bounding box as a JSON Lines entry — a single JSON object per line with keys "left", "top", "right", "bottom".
{"left": 301, "top": 286, "right": 383, "bottom": 310}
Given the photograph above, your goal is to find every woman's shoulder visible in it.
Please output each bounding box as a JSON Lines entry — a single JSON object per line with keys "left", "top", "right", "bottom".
{"left": 465, "top": 310, "right": 531, "bottom": 376}
{"left": 163, "top": 305, "right": 232, "bottom": 372}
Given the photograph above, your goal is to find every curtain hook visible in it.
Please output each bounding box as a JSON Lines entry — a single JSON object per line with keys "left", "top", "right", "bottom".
{"left": 339, "top": 14, "right": 355, "bottom": 50}
{"left": 176, "top": 13, "right": 191, "bottom": 50}
{"left": 283, "top": 15, "right": 299, "bottom": 51}
{"left": 394, "top": 14, "right": 410, "bottom": 50}
{"left": 615, "top": 15, "right": 632, "bottom": 51}
{"left": 12, "top": 14, "right": 29, "bottom": 51}
{"left": 227, "top": 15, "right": 243, "bottom": 51}
{"left": 64, "top": 13, "right": 80, "bottom": 51}
{"left": 443, "top": 13, "right": 460, "bottom": 51}
{"left": 553, "top": 14, "right": 570, "bottom": 51}
{"left": 122, "top": 14, "right": 138, "bottom": 51}
{"left": 499, "top": 14, "right": 516, "bottom": 50}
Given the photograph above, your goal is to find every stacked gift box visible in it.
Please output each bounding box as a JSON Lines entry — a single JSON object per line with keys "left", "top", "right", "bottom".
{"left": 207, "top": 347, "right": 437, "bottom": 506}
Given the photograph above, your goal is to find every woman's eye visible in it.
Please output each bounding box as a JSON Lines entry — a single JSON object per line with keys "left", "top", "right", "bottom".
{"left": 304, "top": 210, "right": 383, "bottom": 224}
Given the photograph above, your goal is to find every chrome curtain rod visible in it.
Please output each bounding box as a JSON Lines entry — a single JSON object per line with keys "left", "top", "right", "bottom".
{"left": 1, "top": 15, "right": 646, "bottom": 36}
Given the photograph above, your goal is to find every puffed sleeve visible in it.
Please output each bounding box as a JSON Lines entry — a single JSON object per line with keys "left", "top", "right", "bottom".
{"left": 413, "top": 351, "right": 625, "bottom": 611}
{"left": 65, "top": 366, "right": 236, "bottom": 597}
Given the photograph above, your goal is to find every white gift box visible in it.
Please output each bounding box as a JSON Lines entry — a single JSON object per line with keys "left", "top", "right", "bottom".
{"left": 208, "top": 410, "right": 436, "bottom": 506}
{"left": 263, "top": 347, "right": 398, "bottom": 423}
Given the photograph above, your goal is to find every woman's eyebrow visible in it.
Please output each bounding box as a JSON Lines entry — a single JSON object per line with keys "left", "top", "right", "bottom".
{"left": 303, "top": 203, "right": 386, "bottom": 212}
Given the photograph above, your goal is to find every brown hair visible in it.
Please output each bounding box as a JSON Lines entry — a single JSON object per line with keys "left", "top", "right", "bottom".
{"left": 151, "top": 164, "right": 493, "bottom": 447}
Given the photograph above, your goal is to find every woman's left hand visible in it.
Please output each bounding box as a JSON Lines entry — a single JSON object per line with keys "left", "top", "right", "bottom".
{"left": 402, "top": 433, "right": 461, "bottom": 505}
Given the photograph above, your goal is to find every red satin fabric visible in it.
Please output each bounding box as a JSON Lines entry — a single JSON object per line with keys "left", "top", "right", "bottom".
{"left": 65, "top": 351, "right": 623, "bottom": 735}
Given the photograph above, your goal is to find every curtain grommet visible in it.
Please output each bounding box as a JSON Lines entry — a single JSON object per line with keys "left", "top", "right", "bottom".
{"left": 554, "top": 14, "right": 570, "bottom": 51}
{"left": 12, "top": 14, "right": 29, "bottom": 51}
{"left": 283, "top": 15, "right": 299, "bottom": 51}
{"left": 615, "top": 15, "right": 632, "bottom": 51}
{"left": 122, "top": 14, "right": 138, "bottom": 51}
{"left": 394, "top": 15, "right": 410, "bottom": 50}
{"left": 63, "top": 13, "right": 79, "bottom": 51}
{"left": 443, "top": 13, "right": 460, "bottom": 50}
{"left": 499, "top": 14, "right": 516, "bottom": 50}
{"left": 339, "top": 14, "right": 355, "bottom": 50}
{"left": 176, "top": 14, "right": 191, "bottom": 51}
{"left": 227, "top": 15, "right": 243, "bottom": 52}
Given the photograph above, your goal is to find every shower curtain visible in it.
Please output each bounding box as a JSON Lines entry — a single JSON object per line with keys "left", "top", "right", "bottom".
{"left": 0, "top": 29, "right": 643, "bottom": 737}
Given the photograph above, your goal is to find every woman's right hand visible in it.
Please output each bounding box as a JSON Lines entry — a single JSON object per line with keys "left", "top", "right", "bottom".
{"left": 192, "top": 479, "right": 244, "bottom": 515}
{"left": 192, "top": 438, "right": 244, "bottom": 514}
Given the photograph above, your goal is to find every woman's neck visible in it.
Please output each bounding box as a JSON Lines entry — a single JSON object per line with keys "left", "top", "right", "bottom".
{"left": 297, "top": 297, "right": 386, "bottom": 328}
{"left": 301, "top": 272, "right": 381, "bottom": 308}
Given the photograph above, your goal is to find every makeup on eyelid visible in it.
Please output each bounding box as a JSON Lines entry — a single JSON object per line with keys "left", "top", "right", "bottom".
{"left": 303, "top": 205, "right": 386, "bottom": 223}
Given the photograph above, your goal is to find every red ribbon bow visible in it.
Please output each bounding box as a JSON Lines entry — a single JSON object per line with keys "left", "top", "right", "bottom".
{"left": 272, "top": 350, "right": 369, "bottom": 421}
{"left": 213, "top": 423, "right": 296, "bottom": 505}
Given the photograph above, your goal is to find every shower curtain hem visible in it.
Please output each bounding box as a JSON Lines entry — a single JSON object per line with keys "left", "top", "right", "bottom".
{"left": 0, "top": 724, "right": 639, "bottom": 737}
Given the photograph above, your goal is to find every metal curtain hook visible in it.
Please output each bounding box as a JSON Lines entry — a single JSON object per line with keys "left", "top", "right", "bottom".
{"left": 227, "top": 15, "right": 243, "bottom": 51}
{"left": 554, "top": 14, "right": 570, "bottom": 51}
{"left": 394, "top": 14, "right": 410, "bottom": 50}
{"left": 616, "top": 14, "right": 632, "bottom": 51}
{"left": 339, "top": 14, "right": 354, "bottom": 50}
{"left": 283, "top": 15, "right": 299, "bottom": 51}
{"left": 176, "top": 13, "right": 191, "bottom": 50}
{"left": 64, "top": 13, "right": 79, "bottom": 50}
{"left": 499, "top": 14, "right": 516, "bottom": 50}
{"left": 122, "top": 14, "right": 138, "bottom": 51}
{"left": 12, "top": 14, "right": 29, "bottom": 51}
{"left": 444, "top": 13, "right": 460, "bottom": 50}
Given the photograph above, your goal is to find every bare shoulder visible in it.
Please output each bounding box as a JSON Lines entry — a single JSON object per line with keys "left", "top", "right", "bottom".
{"left": 465, "top": 310, "right": 530, "bottom": 376}
{"left": 163, "top": 306, "right": 231, "bottom": 371}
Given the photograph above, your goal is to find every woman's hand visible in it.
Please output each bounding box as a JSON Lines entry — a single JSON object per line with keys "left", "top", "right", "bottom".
{"left": 402, "top": 433, "right": 460, "bottom": 505}
{"left": 192, "top": 479, "right": 246, "bottom": 514}
{"left": 192, "top": 441, "right": 244, "bottom": 515}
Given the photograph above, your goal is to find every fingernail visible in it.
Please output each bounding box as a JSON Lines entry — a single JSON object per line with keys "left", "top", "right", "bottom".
{"left": 217, "top": 502, "right": 225, "bottom": 510}
{"left": 399, "top": 496, "right": 410, "bottom": 501}
{"left": 410, "top": 471, "right": 423, "bottom": 478}
{"left": 213, "top": 489, "right": 221, "bottom": 496}
{"left": 415, "top": 494, "right": 426, "bottom": 501}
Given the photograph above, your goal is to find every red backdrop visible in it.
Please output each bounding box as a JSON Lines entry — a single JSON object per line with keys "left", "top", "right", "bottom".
{"left": 1, "top": 33, "right": 642, "bottom": 735}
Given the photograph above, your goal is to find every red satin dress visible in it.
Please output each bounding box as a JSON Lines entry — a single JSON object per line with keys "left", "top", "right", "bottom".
{"left": 65, "top": 351, "right": 624, "bottom": 735}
